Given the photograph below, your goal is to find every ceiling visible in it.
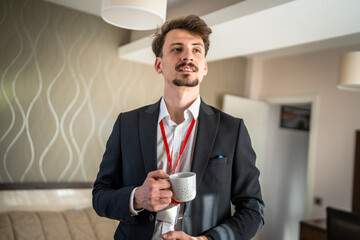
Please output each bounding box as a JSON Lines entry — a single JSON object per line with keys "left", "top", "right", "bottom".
{"left": 45, "top": 0, "right": 360, "bottom": 65}
{"left": 44, "top": 0, "right": 195, "bottom": 17}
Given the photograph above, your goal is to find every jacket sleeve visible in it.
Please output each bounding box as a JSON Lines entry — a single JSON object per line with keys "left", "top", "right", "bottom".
{"left": 205, "top": 119, "right": 265, "bottom": 240}
{"left": 92, "top": 114, "right": 152, "bottom": 224}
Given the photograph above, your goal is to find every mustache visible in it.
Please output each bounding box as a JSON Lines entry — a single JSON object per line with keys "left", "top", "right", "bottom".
{"left": 175, "top": 62, "right": 198, "bottom": 72}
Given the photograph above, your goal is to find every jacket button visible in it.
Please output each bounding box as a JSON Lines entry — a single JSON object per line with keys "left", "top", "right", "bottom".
{"left": 149, "top": 214, "right": 154, "bottom": 222}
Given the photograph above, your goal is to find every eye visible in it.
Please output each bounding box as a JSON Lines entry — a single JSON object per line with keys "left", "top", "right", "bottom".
{"left": 194, "top": 48, "right": 202, "bottom": 53}
{"left": 171, "top": 48, "right": 182, "bottom": 53}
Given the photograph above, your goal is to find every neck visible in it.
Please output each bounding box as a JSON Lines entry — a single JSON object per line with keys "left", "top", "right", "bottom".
{"left": 163, "top": 86, "right": 199, "bottom": 125}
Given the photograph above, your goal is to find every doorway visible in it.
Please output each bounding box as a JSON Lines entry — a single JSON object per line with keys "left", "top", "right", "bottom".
{"left": 222, "top": 94, "right": 319, "bottom": 240}
{"left": 257, "top": 103, "right": 311, "bottom": 240}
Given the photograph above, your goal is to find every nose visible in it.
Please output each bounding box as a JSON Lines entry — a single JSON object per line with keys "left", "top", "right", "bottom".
{"left": 181, "top": 49, "right": 193, "bottom": 61}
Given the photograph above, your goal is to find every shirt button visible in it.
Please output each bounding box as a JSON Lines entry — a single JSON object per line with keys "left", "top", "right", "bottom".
{"left": 149, "top": 214, "right": 154, "bottom": 222}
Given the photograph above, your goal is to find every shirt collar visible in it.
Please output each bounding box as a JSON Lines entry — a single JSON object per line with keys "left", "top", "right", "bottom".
{"left": 158, "top": 96, "right": 201, "bottom": 124}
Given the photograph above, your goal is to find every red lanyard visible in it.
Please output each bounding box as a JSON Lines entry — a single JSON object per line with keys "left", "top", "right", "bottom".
{"left": 159, "top": 118, "right": 196, "bottom": 174}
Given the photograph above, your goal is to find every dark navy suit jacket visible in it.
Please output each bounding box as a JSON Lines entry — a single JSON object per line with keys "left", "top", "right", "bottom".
{"left": 93, "top": 99, "right": 264, "bottom": 240}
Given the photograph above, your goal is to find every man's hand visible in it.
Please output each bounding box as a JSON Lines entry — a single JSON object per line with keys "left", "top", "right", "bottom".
{"left": 161, "top": 231, "right": 208, "bottom": 240}
{"left": 134, "top": 170, "right": 173, "bottom": 212}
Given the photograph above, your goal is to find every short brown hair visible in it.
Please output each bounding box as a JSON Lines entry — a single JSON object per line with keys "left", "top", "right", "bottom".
{"left": 152, "top": 15, "right": 212, "bottom": 58}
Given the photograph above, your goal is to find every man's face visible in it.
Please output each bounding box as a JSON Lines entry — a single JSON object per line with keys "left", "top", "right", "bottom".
{"left": 154, "top": 29, "right": 208, "bottom": 88}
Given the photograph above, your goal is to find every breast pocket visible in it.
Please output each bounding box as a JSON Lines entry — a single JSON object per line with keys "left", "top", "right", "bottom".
{"left": 207, "top": 156, "right": 228, "bottom": 167}
{"left": 205, "top": 156, "right": 230, "bottom": 185}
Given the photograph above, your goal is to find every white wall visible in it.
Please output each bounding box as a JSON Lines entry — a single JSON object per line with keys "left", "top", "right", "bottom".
{"left": 256, "top": 105, "right": 309, "bottom": 240}
{"left": 257, "top": 45, "right": 360, "bottom": 218}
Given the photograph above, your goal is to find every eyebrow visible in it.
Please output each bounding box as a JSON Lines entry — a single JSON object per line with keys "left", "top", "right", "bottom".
{"left": 169, "top": 42, "right": 204, "bottom": 47}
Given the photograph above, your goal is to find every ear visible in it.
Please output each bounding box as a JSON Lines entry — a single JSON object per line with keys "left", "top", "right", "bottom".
{"left": 203, "top": 60, "right": 208, "bottom": 76}
{"left": 154, "top": 57, "right": 162, "bottom": 74}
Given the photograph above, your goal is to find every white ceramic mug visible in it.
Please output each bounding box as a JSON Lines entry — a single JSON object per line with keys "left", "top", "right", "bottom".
{"left": 169, "top": 172, "right": 196, "bottom": 202}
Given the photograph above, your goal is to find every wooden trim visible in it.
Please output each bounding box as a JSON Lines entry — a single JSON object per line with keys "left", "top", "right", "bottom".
{"left": 0, "top": 182, "right": 93, "bottom": 190}
{"left": 299, "top": 219, "right": 326, "bottom": 240}
{"left": 353, "top": 130, "right": 360, "bottom": 214}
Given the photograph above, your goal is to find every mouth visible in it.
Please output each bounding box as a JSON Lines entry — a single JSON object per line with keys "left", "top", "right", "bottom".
{"left": 176, "top": 62, "right": 198, "bottom": 73}
{"left": 179, "top": 67, "right": 195, "bottom": 73}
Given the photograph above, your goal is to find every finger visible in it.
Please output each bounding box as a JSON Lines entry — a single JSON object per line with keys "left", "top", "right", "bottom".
{"left": 157, "top": 179, "right": 171, "bottom": 189}
{"left": 157, "top": 196, "right": 172, "bottom": 206}
{"left": 158, "top": 189, "right": 173, "bottom": 198}
{"left": 148, "top": 169, "right": 169, "bottom": 179}
{"left": 162, "top": 231, "right": 187, "bottom": 240}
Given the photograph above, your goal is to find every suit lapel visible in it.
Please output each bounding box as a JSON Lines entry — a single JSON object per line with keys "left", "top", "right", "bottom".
{"left": 138, "top": 99, "right": 220, "bottom": 181}
{"left": 191, "top": 100, "right": 220, "bottom": 188}
{"left": 139, "top": 100, "right": 160, "bottom": 174}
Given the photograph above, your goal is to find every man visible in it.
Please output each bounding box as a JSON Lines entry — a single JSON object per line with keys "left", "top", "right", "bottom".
{"left": 93, "top": 15, "right": 264, "bottom": 240}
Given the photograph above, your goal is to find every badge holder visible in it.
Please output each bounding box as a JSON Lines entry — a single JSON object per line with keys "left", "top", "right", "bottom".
{"left": 156, "top": 203, "right": 180, "bottom": 224}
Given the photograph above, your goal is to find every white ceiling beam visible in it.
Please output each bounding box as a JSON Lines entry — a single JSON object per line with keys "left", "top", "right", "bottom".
{"left": 118, "top": 0, "right": 360, "bottom": 65}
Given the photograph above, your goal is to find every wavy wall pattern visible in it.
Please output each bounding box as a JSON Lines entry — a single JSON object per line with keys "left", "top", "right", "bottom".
{"left": 0, "top": 0, "right": 246, "bottom": 183}
{"left": 0, "top": 0, "right": 163, "bottom": 182}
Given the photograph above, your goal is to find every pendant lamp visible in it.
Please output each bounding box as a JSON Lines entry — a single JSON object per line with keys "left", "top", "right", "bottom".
{"left": 101, "top": 0, "right": 167, "bottom": 30}
{"left": 337, "top": 51, "right": 360, "bottom": 91}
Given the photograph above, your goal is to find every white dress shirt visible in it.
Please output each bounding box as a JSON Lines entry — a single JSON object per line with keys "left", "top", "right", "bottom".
{"left": 129, "top": 96, "right": 200, "bottom": 240}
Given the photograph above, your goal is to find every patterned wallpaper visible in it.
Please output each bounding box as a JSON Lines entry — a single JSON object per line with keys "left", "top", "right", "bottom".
{"left": 0, "top": 0, "right": 246, "bottom": 183}
{"left": 0, "top": 0, "right": 164, "bottom": 183}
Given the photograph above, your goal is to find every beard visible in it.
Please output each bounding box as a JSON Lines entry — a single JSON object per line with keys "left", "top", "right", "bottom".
{"left": 173, "top": 62, "right": 199, "bottom": 87}
{"left": 173, "top": 77, "right": 199, "bottom": 87}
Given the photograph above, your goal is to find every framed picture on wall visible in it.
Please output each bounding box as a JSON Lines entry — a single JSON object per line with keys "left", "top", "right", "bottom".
{"left": 280, "top": 105, "right": 310, "bottom": 131}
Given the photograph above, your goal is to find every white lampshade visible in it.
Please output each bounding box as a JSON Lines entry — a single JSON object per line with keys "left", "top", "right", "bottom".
{"left": 337, "top": 51, "right": 360, "bottom": 91}
{"left": 101, "top": 0, "right": 167, "bottom": 30}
